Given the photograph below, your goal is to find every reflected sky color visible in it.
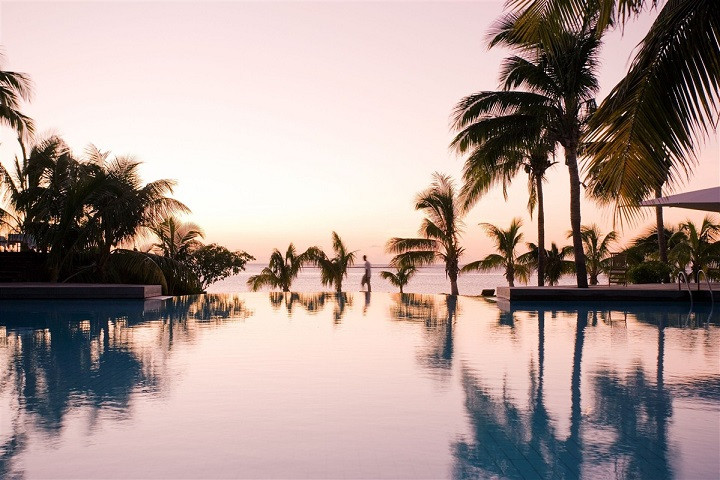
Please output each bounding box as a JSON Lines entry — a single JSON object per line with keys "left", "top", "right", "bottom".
{"left": 0, "top": 2, "right": 717, "bottom": 262}
{"left": 1, "top": 294, "right": 718, "bottom": 479}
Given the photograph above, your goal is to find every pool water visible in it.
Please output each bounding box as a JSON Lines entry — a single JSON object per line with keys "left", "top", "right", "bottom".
{"left": 0, "top": 293, "right": 718, "bottom": 479}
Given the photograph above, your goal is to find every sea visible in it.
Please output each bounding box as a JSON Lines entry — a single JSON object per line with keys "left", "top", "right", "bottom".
{"left": 207, "top": 263, "right": 588, "bottom": 295}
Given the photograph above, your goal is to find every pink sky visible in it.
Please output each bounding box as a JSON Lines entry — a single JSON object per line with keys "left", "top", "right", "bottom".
{"left": 0, "top": 1, "right": 717, "bottom": 263}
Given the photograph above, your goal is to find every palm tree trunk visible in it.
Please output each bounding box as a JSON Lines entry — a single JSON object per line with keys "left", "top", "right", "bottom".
{"left": 566, "top": 146, "right": 589, "bottom": 288}
{"left": 448, "top": 266, "right": 459, "bottom": 295}
{"left": 536, "top": 175, "right": 546, "bottom": 286}
{"left": 655, "top": 185, "right": 668, "bottom": 263}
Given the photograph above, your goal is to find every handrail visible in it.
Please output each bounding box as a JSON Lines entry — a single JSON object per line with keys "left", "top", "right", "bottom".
{"left": 697, "top": 270, "right": 714, "bottom": 323}
{"left": 678, "top": 271, "right": 693, "bottom": 311}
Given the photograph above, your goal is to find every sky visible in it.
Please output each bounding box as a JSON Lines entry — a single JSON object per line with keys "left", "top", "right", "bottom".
{"left": 0, "top": 1, "right": 717, "bottom": 263}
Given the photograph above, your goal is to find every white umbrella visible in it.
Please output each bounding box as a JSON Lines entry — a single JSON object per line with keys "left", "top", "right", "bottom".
{"left": 640, "top": 187, "right": 720, "bottom": 212}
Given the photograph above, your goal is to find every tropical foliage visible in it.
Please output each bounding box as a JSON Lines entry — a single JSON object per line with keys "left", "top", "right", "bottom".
{"left": 380, "top": 264, "right": 417, "bottom": 294}
{"left": 247, "top": 243, "right": 315, "bottom": 292}
{"left": 576, "top": 224, "right": 616, "bottom": 285}
{"left": 669, "top": 216, "right": 720, "bottom": 282}
{"left": 452, "top": 15, "right": 602, "bottom": 287}
{"left": 387, "top": 173, "right": 465, "bottom": 295}
{"left": 191, "top": 243, "right": 254, "bottom": 290}
{"left": 150, "top": 216, "right": 204, "bottom": 261}
{"left": 0, "top": 52, "right": 34, "bottom": 145}
{"left": 310, "top": 232, "right": 355, "bottom": 293}
{"left": 463, "top": 218, "right": 529, "bottom": 287}
{"left": 519, "top": 241, "right": 575, "bottom": 286}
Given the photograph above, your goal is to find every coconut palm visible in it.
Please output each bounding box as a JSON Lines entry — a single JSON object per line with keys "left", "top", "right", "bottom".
{"left": 310, "top": 232, "right": 356, "bottom": 293}
{"left": 247, "top": 243, "right": 316, "bottom": 292}
{"left": 574, "top": 224, "right": 616, "bottom": 285}
{"left": 451, "top": 110, "right": 556, "bottom": 286}
{"left": 0, "top": 52, "right": 34, "bottom": 145}
{"left": 519, "top": 241, "right": 574, "bottom": 285}
{"left": 452, "top": 20, "right": 601, "bottom": 287}
{"left": 387, "top": 173, "right": 465, "bottom": 295}
{"left": 380, "top": 264, "right": 417, "bottom": 294}
{"left": 670, "top": 216, "right": 720, "bottom": 283}
{"left": 150, "top": 216, "right": 204, "bottom": 261}
{"left": 464, "top": 218, "right": 529, "bottom": 287}
{"left": 84, "top": 146, "right": 189, "bottom": 277}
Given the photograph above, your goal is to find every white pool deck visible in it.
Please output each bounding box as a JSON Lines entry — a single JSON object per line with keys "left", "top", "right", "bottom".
{"left": 497, "top": 283, "right": 718, "bottom": 302}
{"left": 0, "top": 283, "right": 163, "bottom": 299}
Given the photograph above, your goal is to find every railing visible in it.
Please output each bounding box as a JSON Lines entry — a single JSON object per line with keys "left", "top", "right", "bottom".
{"left": 677, "top": 271, "right": 693, "bottom": 311}
{"left": 697, "top": 270, "right": 714, "bottom": 322}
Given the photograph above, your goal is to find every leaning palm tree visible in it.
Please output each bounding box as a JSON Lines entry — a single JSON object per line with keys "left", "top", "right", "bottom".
{"left": 380, "top": 264, "right": 417, "bottom": 294}
{"left": 463, "top": 218, "right": 529, "bottom": 287}
{"left": 452, "top": 19, "right": 601, "bottom": 287}
{"left": 310, "top": 232, "right": 356, "bottom": 293}
{"left": 247, "top": 243, "right": 316, "bottom": 292}
{"left": 387, "top": 173, "right": 465, "bottom": 295}
{"left": 150, "top": 216, "right": 204, "bottom": 261}
{"left": 574, "top": 224, "right": 616, "bottom": 285}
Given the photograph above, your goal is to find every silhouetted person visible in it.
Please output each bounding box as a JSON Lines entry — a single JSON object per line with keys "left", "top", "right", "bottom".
{"left": 361, "top": 255, "right": 371, "bottom": 292}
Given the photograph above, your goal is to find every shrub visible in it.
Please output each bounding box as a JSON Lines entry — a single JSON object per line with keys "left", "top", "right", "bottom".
{"left": 627, "top": 261, "right": 673, "bottom": 284}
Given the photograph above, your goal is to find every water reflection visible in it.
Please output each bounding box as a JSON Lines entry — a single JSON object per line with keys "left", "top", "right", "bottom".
{"left": 450, "top": 302, "right": 718, "bottom": 479}
{"left": 266, "top": 292, "right": 352, "bottom": 321}
{"left": 0, "top": 295, "right": 252, "bottom": 477}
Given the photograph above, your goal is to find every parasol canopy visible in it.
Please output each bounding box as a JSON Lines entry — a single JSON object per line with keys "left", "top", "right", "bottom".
{"left": 640, "top": 187, "right": 720, "bottom": 212}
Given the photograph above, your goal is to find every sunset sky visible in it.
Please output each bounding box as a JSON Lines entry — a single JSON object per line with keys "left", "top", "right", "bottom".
{"left": 0, "top": 1, "right": 717, "bottom": 263}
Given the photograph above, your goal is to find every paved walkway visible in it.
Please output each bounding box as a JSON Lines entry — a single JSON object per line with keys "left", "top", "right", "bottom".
{"left": 0, "top": 283, "right": 163, "bottom": 299}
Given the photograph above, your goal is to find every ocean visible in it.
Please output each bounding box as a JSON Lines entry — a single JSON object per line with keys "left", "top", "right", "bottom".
{"left": 206, "top": 263, "right": 586, "bottom": 295}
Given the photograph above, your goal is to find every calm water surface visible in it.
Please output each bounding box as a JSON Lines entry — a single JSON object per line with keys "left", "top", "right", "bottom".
{"left": 0, "top": 293, "right": 718, "bottom": 479}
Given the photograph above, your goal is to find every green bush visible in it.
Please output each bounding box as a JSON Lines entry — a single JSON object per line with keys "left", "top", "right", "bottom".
{"left": 627, "top": 261, "right": 673, "bottom": 284}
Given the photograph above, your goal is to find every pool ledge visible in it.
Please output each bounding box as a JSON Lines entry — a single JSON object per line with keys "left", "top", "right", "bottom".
{"left": 496, "top": 283, "right": 718, "bottom": 302}
{"left": 0, "top": 283, "right": 163, "bottom": 299}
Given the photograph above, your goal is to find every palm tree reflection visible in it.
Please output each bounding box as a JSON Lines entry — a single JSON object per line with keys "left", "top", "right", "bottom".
{"left": 0, "top": 295, "right": 252, "bottom": 477}
{"left": 265, "top": 292, "right": 352, "bottom": 321}
{"left": 451, "top": 306, "right": 678, "bottom": 479}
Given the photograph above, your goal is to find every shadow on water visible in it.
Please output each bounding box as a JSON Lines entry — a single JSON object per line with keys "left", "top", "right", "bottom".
{"left": 0, "top": 294, "right": 252, "bottom": 478}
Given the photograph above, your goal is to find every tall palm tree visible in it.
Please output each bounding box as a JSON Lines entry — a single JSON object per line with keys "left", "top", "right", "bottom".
{"left": 670, "top": 216, "right": 720, "bottom": 282}
{"left": 380, "top": 264, "right": 417, "bottom": 294}
{"left": 452, "top": 20, "right": 601, "bottom": 287}
{"left": 387, "top": 173, "right": 465, "bottom": 295}
{"left": 575, "top": 224, "right": 616, "bottom": 285}
{"left": 507, "top": 0, "right": 719, "bottom": 223}
{"left": 464, "top": 217, "right": 529, "bottom": 287}
{"left": 451, "top": 108, "right": 556, "bottom": 286}
{"left": 0, "top": 52, "right": 34, "bottom": 146}
{"left": 311, "top": 232, "right": 355, "bottom": 293}
{"left": 150, "top": 216, "right": 204, "bottom": 261}
{"left": 247, "top": 243, "right": 316, "bottom": 292}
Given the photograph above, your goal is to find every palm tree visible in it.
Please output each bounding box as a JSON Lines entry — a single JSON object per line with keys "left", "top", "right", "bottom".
{"left": 247, "top": 243, "right": 316, "bottom": 292}
{"left": 387, "top": 173, "right": 465, "bottom": 295}
{"left": 463, "top": 218, "right": 529, "bottom": 287}
{"left": 670, "top": 216, "right": 720, "bottom": 282}
{"left": 0, "top": 52, "right": 34, "bottom": 145}
{"left": 380, "top": 264, "right": 417, "bottom": 294}
{"left": 84, "top": 146, "right": 188, "bottom": 277}
{"left": 311, "top": 232, "right": 356, "bottom": 293}
{"left": 452, "top": 20, "right": 601, "bottom": 287}
{"left": 575, "top": 224, "right": 616, "bottom": 285}
{"left": 150, "top": 216, "right": 204, "bottom": 261}
{"left": 519, "top": 241, "right": 574, "bottom": 285}
{"left": 451, "top": 107, "right": 556, "bottom": 286}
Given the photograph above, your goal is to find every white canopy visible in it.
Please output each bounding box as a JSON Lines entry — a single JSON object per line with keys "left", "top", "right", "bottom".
{"left": 640, "top": 187, "right": 720, "bottom": 212}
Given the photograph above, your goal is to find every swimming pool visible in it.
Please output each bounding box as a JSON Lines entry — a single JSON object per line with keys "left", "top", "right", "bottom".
{"left": 1, "top": 293, "right": 718, "bottom": 479}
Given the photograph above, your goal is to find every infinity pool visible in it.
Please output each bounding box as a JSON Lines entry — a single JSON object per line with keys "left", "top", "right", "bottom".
{"left": 1, "top": 293, "right": 718, "bottom": 479}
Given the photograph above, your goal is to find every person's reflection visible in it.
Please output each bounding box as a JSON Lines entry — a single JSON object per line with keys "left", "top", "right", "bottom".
{"left": 363, "top": 291, "right": 371, "bottom": 315}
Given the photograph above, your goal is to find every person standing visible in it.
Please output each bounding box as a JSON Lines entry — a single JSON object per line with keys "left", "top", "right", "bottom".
{"left": 361, "top": 255, "right": 371, "bottom": 292}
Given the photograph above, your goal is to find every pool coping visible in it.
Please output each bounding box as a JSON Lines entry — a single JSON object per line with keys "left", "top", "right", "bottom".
{"left": 496, "top": 283, "right": 718, "bottom": 302}
{"left": 0, "top": 283, "right": 163, "bottom": 299}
